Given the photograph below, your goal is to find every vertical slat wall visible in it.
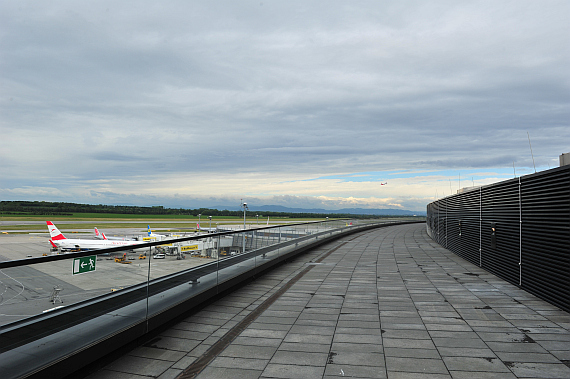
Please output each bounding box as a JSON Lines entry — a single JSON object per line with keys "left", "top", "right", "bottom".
{"left": 521, "top": 168, "right": 570, "bottom": 309}
{"left": 426, "top": 165, "right": 570, "bottom": 313}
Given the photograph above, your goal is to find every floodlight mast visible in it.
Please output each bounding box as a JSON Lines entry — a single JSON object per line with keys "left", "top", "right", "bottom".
{"left": 241, "top": 201, "right": 248, "bottom": 254}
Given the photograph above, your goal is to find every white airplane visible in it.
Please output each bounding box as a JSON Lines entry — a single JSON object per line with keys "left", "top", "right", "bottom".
{"left": 94, "top": 227, "right": 133, "bottom": 241}
{"left": 196, "top": 223, "right": 217, "bottom": 233}
{"left": 47, "top": 221, "right": 148, "bottom": 251}
{"left": 141, "top": 225, "right": 168, "bottom": 241}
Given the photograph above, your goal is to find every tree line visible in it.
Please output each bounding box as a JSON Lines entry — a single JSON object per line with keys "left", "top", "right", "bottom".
{"left": 0, "top": 201, "right": 388, "bottom": 219}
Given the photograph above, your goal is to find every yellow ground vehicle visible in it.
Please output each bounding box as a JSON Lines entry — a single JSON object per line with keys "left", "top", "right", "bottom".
{"left": 114, "top": 253, "right": 132, "bottom": 264}
{"left": 138, "top": 254, "right": 146, "bottom": 259}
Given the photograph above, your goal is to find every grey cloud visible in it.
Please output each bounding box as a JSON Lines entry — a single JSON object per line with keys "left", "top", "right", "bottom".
{"left": 1, "top": 1, "right": 568, "bottom": 210}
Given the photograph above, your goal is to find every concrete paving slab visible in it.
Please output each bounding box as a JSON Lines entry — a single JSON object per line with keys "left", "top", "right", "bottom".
{"left": 209, "top": 356, "right": 269, "bottom": 370}
{"left": 442, "top": 356, "right": 511, "bottom": 373}
{"left": 278, "top": 342, "right": 331, "bottom": 353}
{"left": 160, "top": 328, "right": 211, "bottom": 341}
{"left": 232, "top": 336, "right": 283, "bottom": 347}
{"left": 503, "top": 362, "right": 570, "bottom": 378}
{"left": 172, "top": 321, "right": 220, "bottom": 333}
{"left": 387, "top": 374, "right": 452, "bottom": 379}
{"left": 333, "top": 333, "right": 383, "bottom": 344}
{"left": 295, "top": 319, "right": 338, "bottom": 327}
{"left": 385, "top": 356, "right": 449, "bottom": 374}
{"left": 219, "top": 344, "right": 278, "bottom": 360}
{"left": 324, "top": 363, "right": 387, "bottom": 378}
{"left": 432, "top": 337, "right": 488, "bottom": 349}
{"left": 86, "top": 370, "right": 149, "bottom": 379}
{"left": 261, "top": 363, "right": 325, "bottom": 378}
{"left": 239, "top": 328, "right": 289, "bottom": 339}
{"left": 335, "top": 327, "right": 382, "bottom": 336}
{"left": 449, "top": 371, "right": 517, "bottom": 379}
{"left": 384, "top": 347, "right": 442, "bottom": 359}
{"left": 171, "top": 355, "right": 198, "bottom": 370}
{"left": 128, "top": 346, "right": 186, "bottom": 362}
{"left": 383, "top": 338, "right": 436, "bottom": 349}
{"left": 427, "top": 331, "right": 479, "bottom": 339}
{"left": 103, "top": 355, "right": 173, "bottom": 377}
{"left": 485, "top": 341, "right": 550, "bottom": 353}
{"left": 270, "top": 350, "right": 328, "bottom": 366}
{"left": 494, "top": 351, "right": 561, "bottom": 363}
{"left": 248, "top": 321, "right": 292, "bottom": 331}
{"left": 381, "top": 329, "right": 431, "bottom": 339}
{"left": 143, "top": 336, "right": 201, "bottom": 352}
{"left": 197, "top": 366, "right": 262, "bottom": 379}
{"left": 436, "top": 347, "right": 496, "bottom": 358}
{"left": 328, "top": 351, "right": 385, "bottom": 367}
{"left": 157, "top": 368, "right": 184, "bottom": 379}
{"left": 284, "top": 332, "right": 334, "bottom": 345}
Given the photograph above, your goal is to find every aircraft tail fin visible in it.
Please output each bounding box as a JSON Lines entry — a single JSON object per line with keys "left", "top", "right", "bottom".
{"left": 94, "top": 227, "right": 102, "bottom": 238}
{"left": 196, "top": 223, "right": 200, "bottom": 230}
{"left": 101, "top": 232, "right": 108, "bottom": 240}
{"left": 148, "top": 225, "right": 152, "bottom": 236}
{"left": 47, "top": 221, "right": 66, "bottom": 240}
{"left": 49, "top": 239, "right": 58, "bottom": 248}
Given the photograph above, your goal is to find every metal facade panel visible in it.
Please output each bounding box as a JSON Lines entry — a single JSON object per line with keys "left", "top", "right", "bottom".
{"left": 426, "top": 165, "right": 570, "bottom": 313}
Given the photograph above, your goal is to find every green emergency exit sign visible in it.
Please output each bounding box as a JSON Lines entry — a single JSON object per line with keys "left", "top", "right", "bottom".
{"left": 73, "top": 256, "right": 96, "bottom": 275}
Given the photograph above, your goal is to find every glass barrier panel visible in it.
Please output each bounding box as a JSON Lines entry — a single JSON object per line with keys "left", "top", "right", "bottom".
{"left": 0, "top": 246, "right": 154, "bottom": 328}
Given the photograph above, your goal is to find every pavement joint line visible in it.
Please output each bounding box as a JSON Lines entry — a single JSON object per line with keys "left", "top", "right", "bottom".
{"left": 176, "top": 239, "right": 351, "bottom": 378}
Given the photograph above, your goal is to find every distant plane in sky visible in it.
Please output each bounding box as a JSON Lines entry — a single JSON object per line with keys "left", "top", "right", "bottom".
{"left": 48, "top": 221, "right": 147, "bottom": 251}
{"left": 380, "top": 182, "right": 388, "bottom": 185}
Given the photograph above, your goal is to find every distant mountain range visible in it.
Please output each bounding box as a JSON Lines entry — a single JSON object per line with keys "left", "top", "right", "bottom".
{"left": 211, "top": 204, "right": 425, "bottom": 216}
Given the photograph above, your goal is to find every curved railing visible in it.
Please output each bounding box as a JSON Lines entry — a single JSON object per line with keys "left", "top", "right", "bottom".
{"left": 0, "top": 218, "right": 415, "bottom": 378}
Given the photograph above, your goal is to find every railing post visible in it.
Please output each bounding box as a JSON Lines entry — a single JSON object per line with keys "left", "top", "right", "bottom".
{"left": 145, "top": 245, "right": 152, "bottom": 332}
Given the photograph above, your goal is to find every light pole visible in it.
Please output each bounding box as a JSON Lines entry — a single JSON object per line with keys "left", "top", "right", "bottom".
{"left": 241, "top": 202, "right": 248, "bottom": 253}
{"left": 198, "top": 214, "right": 201, "bottom": 230}
{"left": 256, "top": 214, "right": 259, "bottom": 225}
{"left": 209, "top": 216, "right": 212, "bottom": 231}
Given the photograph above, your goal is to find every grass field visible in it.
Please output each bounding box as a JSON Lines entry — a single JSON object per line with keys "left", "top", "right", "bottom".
{"left": 0, "top": 213, "right": 330, "bottom": 232}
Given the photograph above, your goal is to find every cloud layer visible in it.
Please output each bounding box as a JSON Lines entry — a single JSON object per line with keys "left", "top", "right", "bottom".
{"left": 1, "top": 1, "right": 568, "bottom": 211}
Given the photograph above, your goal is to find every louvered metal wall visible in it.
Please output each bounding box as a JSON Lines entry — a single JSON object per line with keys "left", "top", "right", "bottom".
{"left": 427, "top": 165, "right": 570, "bottom": 313}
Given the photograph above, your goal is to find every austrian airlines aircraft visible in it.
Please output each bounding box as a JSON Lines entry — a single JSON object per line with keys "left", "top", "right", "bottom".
{"left": 47, "top": 221, "right": 147, "bottom": 251}
{"left": 94, "top": 227, "right": 133, "bottom": 241}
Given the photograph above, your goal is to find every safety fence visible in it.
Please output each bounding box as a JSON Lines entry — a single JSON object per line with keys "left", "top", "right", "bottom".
{"left": 0, "top": 218, "right": 418, "bottom": 378}
{"left": 426, "top": 164, "right": 569, "bottom": 313}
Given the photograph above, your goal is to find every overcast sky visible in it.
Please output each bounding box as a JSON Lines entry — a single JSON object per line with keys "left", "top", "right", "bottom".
{"left": 1, "top": 1, "right": 568, "bottom": 212}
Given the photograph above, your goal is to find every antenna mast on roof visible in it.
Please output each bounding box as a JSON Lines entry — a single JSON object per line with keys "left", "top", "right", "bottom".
{"left": 527, "top": 132, "right": 536, "bottom": 173}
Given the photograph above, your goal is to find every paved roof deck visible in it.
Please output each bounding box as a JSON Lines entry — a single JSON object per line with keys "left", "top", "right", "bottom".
{"left": 86, "top": 223, "right": 570, "bottom": 379}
